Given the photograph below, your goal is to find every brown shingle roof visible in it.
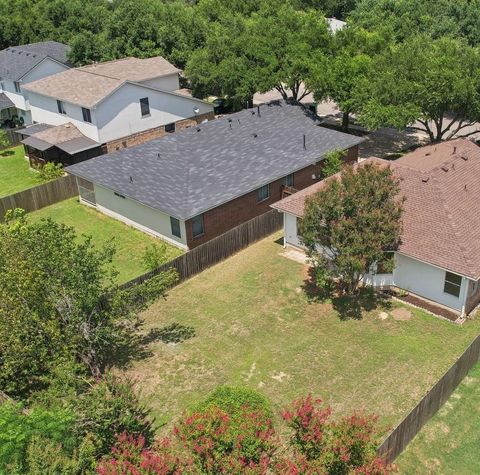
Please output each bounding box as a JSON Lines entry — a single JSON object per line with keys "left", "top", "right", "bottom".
{"left": 272, "top": 139, "right": 480, "bottom": 279}
{"left": 23, "top": 56, "right": 180, "bottom": 108}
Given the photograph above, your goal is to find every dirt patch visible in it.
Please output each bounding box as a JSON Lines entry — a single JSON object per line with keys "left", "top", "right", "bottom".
{"left": 378, "top": 311, "right": 389, "bottom": 320}
{"left": 391, "top": 308, "right": 412, "bottom": 321}
{"left": 271, "top": 371, "right": 288, "bottom": 382}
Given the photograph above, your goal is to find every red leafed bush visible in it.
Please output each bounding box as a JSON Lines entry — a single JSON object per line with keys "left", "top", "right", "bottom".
{"left": 96, "top": 433, "right": 190, "bottom": 475}
{"left": 174, "top": 405, "right": 277, "bottom": 474}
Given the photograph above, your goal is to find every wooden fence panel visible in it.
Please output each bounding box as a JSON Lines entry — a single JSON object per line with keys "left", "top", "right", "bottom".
{"left": 119, "top": 210, "right": 283, "bottom": 291}
{"left": 377, "top": 334, "right": 480, "bottom": 463}
{"left": 0, "top": 174, "right": 78, "bottom": 220}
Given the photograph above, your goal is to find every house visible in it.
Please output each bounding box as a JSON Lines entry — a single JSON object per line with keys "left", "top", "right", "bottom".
{"left": 271, "top": 138, "right": 480, "bottom": 317}
{"left": 66, "top": 101, "right": 363, "bottom": 250}
{"left": 0, "top": 41, "right": 70, "bottom": 126}
{"left": 19, "top": 56, "right": 214, "bottom": 166}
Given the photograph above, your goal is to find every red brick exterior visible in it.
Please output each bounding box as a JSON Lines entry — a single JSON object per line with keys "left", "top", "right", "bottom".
{"left": 102, "top": 111, "right": 215, "bottom": 153}
{"left": 185, "top": 144, "right": 359, "bottom": 248}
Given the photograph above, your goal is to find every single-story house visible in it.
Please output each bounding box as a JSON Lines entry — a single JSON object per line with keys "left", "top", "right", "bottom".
{"left": 66, "top": 101, "right": 364, "bottom": 249}
{"left": 271, "top": 138, "right": 480, "bottom": 317}
{"left": 0, "top": 41, "right": 70, "bottom": 126}
{"left": 19, "top": 56, "right": 214, "bottom": 165}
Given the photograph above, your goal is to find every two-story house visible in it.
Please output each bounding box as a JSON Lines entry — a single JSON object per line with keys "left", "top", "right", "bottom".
{"left": 0, "top": 41, "right": 70, "bottom": 126}
{"left": 19, "top": 56, "right": 214, "bottom": 166}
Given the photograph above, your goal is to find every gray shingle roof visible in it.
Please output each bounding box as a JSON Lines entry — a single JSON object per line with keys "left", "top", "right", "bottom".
{"left": 67, "top": 101, "right": 364, "bottom": 220}
{"left": 0, "top": 41, "right": 70, "bottom": 81}
{"left": 0, "top": 92, "right": 14, "bottom": 111}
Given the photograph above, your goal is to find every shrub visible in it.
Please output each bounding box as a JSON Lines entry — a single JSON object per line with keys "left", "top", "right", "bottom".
{"left": 37, "top": 161, "right": 64, "bottom": 182}
{"left": 321, "top": 149, "right": 345, "bottom": 179}
{"left": 142, "top": 242, "right": 168, "bottom": 271}
{"left": 175, "top": 386, "right": 276, "bottom": 473}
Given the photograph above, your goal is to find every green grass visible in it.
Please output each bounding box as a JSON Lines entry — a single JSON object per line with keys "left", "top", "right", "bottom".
{"left": 397, "top": 363, "right": 480, "bottom": 474}
{"left": 0, "top": 145, "right": 39, "bottom": 197}
{"left": 30, "top": 197, "right": 183, "bottom": 283}
{"left": 119, "top": 233, "right": 480, "bottom": 434}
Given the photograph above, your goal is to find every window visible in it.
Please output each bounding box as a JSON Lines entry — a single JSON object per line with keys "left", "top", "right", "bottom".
{"left": 192, "top": 214, "right": 204, "bottom": 238}
{"left": 282, "top": 174, "right": 294, "bottom": 187}
{"left": 165, "top": 122, "right": 175, "bottom": 133}
{"left": 444, "top": 271, "right": 462, "bottom": 297}
{"left": 82, "top": 107, "right": 92, "bottom": 123}
{"left": 140, "top": 97, "right": 150, "bottom": 117}
{"left": 257, "top": 184, "right": 270, "bottom": 203}
{"left": 376, "top": 252, "right": 394, "bottom": 274}
{"left": 14, "top": 81, "right": 21, "bottom": 93}
{"left": 57, "top": 100, "right": 66, "bottom": 115}
{"left": 170, "top": 217, "right": 181, "bottom": 238}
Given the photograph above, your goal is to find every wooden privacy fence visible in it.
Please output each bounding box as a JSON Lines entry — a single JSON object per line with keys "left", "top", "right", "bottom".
{"left": 377, "top": 333, "right": 480, "bottom": 463}
{"left": 119, "top": 209, "right": 283, "bottom": 291}
{"left": 0, "top": 174, "right": 78, "bottom": 220}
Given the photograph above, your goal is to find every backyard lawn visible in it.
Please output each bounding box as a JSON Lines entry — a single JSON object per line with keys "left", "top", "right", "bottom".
{"left": 0, "top": 145, "right": 39, "bottom": 197}
{"left": 397, "top": 362, "right": 480, "bottom": 474}
{"left": 30, "top": 197, "right": 183, "bottom": 283}
{"left": 120, "top": 232, "right": 480, "bottom": 434}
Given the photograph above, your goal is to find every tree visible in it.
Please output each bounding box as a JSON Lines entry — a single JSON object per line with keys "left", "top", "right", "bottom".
{"left": 0, "top": 211, "right": 177, "bottom": 399}
{"left": 299, "top": 163, "right": 403, "bottom": 295}
{"left": 357, "top": 35, "right": 480, "bottom": 142}
{"left": 0, "top": 130, "right": 10, "bottom": 150}
{"left": 321, "top": 149, "right": 345, "bottom": 178}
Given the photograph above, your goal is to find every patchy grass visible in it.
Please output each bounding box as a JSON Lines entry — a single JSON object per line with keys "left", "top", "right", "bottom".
{"left": 30, "top": 198, "right": 183, "bottom": 283}
{"left": 119, "top": 233, "right": 480, "bottom": 433}
{"left": 397, "top": 362, "right": 480, "bottom": 474}
{"left": 0, "top": 145, "right": 39, "bottom": 197}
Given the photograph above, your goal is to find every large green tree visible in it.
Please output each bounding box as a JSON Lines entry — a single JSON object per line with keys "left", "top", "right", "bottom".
{"left": 0, "top": 211, "right": 177, "bottom": 399}
{"left": 357, "top": 35, "right": 480, "bottom": 142}
{"left": 300, "top": 163, "right": 403, "bottom": 295}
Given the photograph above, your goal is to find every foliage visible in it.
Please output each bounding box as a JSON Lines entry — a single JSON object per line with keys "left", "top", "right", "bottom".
{"left": 321, "top": 148, "right": 345, "bottom": 178}
{"left": 174, "top": 386, "right": 276, "bottom": 473}
{"left": 0, "top": 211, "right": 177, "bottom": 399}
{"left": 0, "top": 130, "right": 10, "bottom": 149}
{"left": 280, "top": 394, "right": 392, "bottom": 474}
{"left": 36, "top": 161, "right": 64, "bottom": 182}
{"left": 300, "top": 163, "right": 403, "bottom": 295}
{"left": 143, "top": 242, "right": 169, "bottom": 272}
{"left": 73, "top": 374, "right": 154, "bottom": 457}
{"left": 357, "top": 35, "right": 480, "bottom": 142}
{"left": 0, "top": 402, "right": 76, "bottom": 473}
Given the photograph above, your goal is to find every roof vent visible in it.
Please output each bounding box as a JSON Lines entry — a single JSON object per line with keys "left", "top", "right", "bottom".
{"left": 461, "top": 154, "right": 468, "bottom": 161}
{"left": 422, "top": 177, "right": 429, "bottom": 183}
{"left": 441, "top": 165, "right": 449, "bottom": 172}
{"left": 65, "top": 124, "right": 71, "bottom": 128}
{"left": 157, "top": 153, "right": 160, "bottom": 159}
{"left": 228, "top": 118, "right": 232, "bottom": 123}
{"left": 425, "top": 152, "right": 431, "bottom": 156}
{"left": 129, "top": 176, "right": 134, "bottom": 183}
{"left": 303, "top": 134, "right": 306, "bottom": 150}
{"left": 251, "top": 111, "right": 256, "bottom": 116}
{"left": 196, "top": 127, "right": 201, "bottom": 132}
{"left": 257, "top": 105, "right": 261, "bottom": 117}
{"left": 252, "top": 133, "right": 258, "bottom": 138}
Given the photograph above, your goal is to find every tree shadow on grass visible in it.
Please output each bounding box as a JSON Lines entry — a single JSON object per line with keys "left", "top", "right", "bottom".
{"left": 0, "top": 150, "right": 15, "bottom": 157}
{"left": 302, "top": 266, "right": 392, "bottom": 320}
{"left": 107, "top": 322, "right": 196, "bottom": 370}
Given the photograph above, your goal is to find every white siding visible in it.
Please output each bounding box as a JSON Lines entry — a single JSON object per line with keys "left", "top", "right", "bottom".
{"left": 140, "top": 74, "right": 180, "bottom": 91}
{"left": 393, "top": 254, "right": 468, "bottom": 312}
{"left": 21, "top": 58, "right": 69, "bottom": 85}
{"left": 28, "top": 91, "right": 100, "bottom": 142}
{"left": 93, "top": 184, "right": 188, "bottom": 249}
{"left": 1, "top": 79, "right": 28, "bottom": 112}
{"left": 95, "top": 83, "right": 213, "bottom": 143}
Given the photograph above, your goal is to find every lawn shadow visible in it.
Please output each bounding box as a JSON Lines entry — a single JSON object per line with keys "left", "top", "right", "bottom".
{"left": 0, "top": 150, "right": 15, "bottom": 157}
{"left": 302, "top": 266, "right": 392, "bottom": 320}
{"left": 107, "top": 322, "right": 196, "bottom": 370}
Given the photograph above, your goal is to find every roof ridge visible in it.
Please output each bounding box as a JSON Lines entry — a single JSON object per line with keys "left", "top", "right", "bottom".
{"left": 429, "top": 174, "right": 474, "bottom": 272}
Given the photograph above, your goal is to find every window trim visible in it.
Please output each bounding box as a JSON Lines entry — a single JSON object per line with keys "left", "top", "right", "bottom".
{"left": 170, "top": 216, "right": 181, "bottom": 238}
{"left": 57, "top": 100, "right": 66, "bottom": 115}
{"left": 192, "top": 214, "right": 205, "bottom": 238}
{"left": 256, "top": 184, "right": 270, "bottom": 203}
{"left": 140, "top": 97, "right": 150, "bottom": 117}
{"left": 82, "top": 107, "right": 92, "bottom": 123}
{"left": 282, "top": 173, "right": 294, "bottom": 187}
{"left": 444, "top": 271, "right": 462, "bottom": 298}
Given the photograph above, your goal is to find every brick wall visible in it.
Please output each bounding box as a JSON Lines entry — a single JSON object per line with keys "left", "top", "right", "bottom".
{"left": 102, "top": 111, "right": 215, "bottom": 153}
{"left": 185, "top": 144, "right": 359, "bottom": 248}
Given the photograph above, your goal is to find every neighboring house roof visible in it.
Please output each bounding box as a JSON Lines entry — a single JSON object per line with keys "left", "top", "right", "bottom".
{"left": 0, "top": 41, "right": 70, "bottom": 81}
{"left": 66, "top": 101, "right": 364, "bottom": 221}
{"left": 23, "top": 56, "right": 186, "bottom": 109}
{"left": 272, "top": 138, "right": 480, "bottom": 280}
{"left": 15, "top": 123, "right": 54, "bottom": 136}
{"left": 21, "top": 122, "right": 100, "bottom": 154}
{"left": 0, "top": 92, "right": 14, "bottom": 111}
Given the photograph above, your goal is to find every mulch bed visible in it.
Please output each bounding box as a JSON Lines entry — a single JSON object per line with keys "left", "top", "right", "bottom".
{"left": 381, "top": 289, "right": 460, "bottom": 322}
